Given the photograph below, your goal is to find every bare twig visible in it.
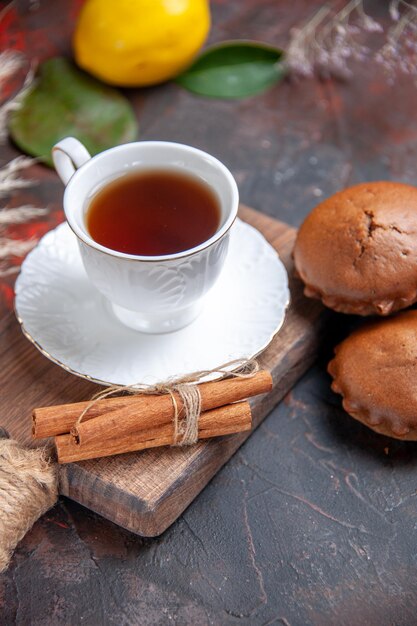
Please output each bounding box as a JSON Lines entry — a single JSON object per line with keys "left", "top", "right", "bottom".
{"left": 286, "top": 1, "right": 382, "bottom": 79}
{"left": 375, "top": 1, "right": 417, "bottom": 80}
{"left": 286, "top": 0, "right": 417, "bottom": 81}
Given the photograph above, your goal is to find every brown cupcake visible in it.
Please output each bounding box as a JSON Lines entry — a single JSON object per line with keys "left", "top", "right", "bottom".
{"left": 328, "top": 310, "right": 417, "bottom": 440}
{"left": 293, "top": 181, "right": 417, "bottom": 315}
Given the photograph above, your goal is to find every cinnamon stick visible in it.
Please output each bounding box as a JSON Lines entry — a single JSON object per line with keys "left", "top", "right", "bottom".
{"left": 33, "top": 371, "right": 272, "bottom": 440}
{"left": 55, "top": 401, "right": 252, "bottom": 463}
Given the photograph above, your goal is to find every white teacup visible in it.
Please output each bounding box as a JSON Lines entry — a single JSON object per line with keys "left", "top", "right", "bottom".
{"left": 52, "top": 137, "right": 239, "bottom": 333}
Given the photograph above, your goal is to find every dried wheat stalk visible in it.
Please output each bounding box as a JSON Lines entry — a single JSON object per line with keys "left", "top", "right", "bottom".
{"left": 0, "top": 50, "right": 24, "bottom": 85}
{"left": 0, "top": 205, "right": 48, "bottom": 225}
{"left": 0, "top": 63, "right": 35, "bottom": 144}
{"left": 0, "top": 49, "right": 47, "bottom": 275}
{"left": 0, "top": 156, "right": 37, "bottom": 198}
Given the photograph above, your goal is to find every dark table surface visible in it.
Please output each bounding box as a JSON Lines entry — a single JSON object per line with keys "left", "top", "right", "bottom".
{"left": 2, "top": 1, "right": 417, "bottom": 624}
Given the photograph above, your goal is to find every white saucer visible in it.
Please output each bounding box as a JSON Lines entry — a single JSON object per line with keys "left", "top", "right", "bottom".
{"left": 14, "top": 219, "right": 289, "bottom": 386}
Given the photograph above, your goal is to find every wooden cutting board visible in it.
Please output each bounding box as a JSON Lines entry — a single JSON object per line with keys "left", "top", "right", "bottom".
{"left": 1, "top": 206, "right": 326, "bottom": 536}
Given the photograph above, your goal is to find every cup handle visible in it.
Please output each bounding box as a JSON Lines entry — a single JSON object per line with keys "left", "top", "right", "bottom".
{"left": 52, "top": 137, "right": 91, "bottom": 185}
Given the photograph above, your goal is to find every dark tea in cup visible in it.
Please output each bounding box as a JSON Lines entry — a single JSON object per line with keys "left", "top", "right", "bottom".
{"left": 53, "top": 137, "right": 239, "bottom": 332}
{"left": 86, "top": 169, "right": 221, "bottom": 256}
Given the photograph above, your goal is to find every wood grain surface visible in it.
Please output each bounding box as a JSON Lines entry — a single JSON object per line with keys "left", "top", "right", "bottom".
{"left": 1, "top": 205, "right": 325, "bottom": 536}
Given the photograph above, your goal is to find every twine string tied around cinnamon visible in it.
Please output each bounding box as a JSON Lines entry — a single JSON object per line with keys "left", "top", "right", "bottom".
{"left": 74, "top": 358, "right": 260, "bottom": 446}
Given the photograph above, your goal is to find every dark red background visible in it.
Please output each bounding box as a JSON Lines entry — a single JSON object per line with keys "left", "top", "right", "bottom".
{"left": 1, "top": 1, "right": 417, "bottom": 624}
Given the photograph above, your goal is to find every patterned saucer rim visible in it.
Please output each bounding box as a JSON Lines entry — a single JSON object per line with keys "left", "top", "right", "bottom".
{"left": 14, "top": 219, "right": 290, "bottom": 386}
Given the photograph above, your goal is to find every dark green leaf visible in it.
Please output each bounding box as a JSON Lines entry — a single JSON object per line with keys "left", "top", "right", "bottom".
{"left": 9, "top": 57, "right": 138, "bottom": 167}
{"left": 175, "top": 41, "right": 286, "bottom": 99}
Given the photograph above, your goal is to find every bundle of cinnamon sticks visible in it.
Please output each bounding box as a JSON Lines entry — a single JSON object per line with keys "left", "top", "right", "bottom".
{"left": 32, "top": 371, "right": 273, "bottom": 463}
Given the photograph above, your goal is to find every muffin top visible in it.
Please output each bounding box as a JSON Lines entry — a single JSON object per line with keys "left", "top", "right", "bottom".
{"left": 328, "top": 310, "right": 417, "bottom": 439}
{"left": 293, "top": 181, "right": 417, "bottom": 315}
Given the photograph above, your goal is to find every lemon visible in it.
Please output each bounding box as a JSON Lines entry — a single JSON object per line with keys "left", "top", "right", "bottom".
{"left": 73, "top": 0, "right": 210, "bottom": 87}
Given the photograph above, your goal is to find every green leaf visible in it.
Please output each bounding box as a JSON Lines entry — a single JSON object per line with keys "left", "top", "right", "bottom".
{"left": 9, "top": 57, "right": 138, "bottom": 167}
{"left": 175, "top": 41, "right": 286, "bottom": 99}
